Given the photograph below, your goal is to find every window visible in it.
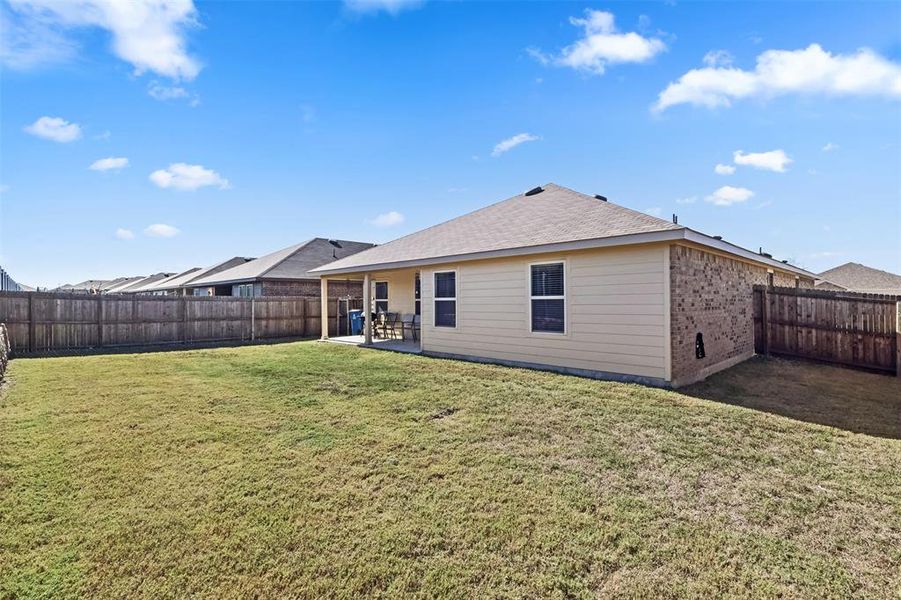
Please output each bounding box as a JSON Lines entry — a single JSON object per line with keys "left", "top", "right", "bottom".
{"left": 530, "top": 262, "right": 565, "bottom": 333}
{"left": 375, "top": 281, "right": 388, "bottom": 313}
{"left": 434, "top": 271, "right": 456, "bottom": 327}
{"left": 236, "top": 283, "right": 254, "bottom": 298}
{"left": 414, "top": 273, "right": 421, "bottom": 316}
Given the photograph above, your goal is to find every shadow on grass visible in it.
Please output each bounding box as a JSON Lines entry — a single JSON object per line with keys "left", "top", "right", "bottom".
{"left": 682, "top": 356, "right": 901, "bottom": 440}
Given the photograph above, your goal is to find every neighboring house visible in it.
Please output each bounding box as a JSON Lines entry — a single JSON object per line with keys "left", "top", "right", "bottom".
{"left": 55, "top": 279, "right": 108, "bottom": 294}
{"left": 134, "top": 257, "right": 255, "bottom": 296}
{"left": 111, "top": 273, "right": 175, "bottom": 294}
{"left": 186, "top": 238, "right": 375, "bottom": 298}
{"left": 312, "top": 183, "right": 815, "bottom": 388}
{"left": 815, "top": 262, "right": 901, "bottom": 295}
{"left": 102, "top": 276, "right": 146, "bottom": 294}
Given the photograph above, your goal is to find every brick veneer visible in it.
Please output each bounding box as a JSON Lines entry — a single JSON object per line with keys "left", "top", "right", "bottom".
{"left": 260, "top": 279, "right": 363, "bottom": 298}
{"left": 669, "top": 244, "right": 812, "bottom": 386}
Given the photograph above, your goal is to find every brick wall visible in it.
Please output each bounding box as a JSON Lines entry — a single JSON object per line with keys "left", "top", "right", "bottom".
{"left": 260, "top": 279, "right": 363, "bottom": 299}
{"left": 669, "top": 244, "right": 811, "bottom": 386}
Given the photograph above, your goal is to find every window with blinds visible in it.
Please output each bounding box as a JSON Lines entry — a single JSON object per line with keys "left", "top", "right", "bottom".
{"left": 375, "top": 281, "right": 388, "bottom": 313}
{"left": 530, "top": 262, "right": 564, "bottom": 333}
{"left": 434, "top": 271, "right": 456, "bottom": 327}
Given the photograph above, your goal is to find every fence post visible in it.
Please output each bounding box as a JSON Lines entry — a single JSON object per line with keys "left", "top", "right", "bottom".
{"left": 181, "top": 296, "right": 188, "bottom": 344}
{"left": 97, "top": 295, "right": 104, "bottom": 348}
{"left": 896, "top": 300, "right": 900, "bottom": 377}
{"left": 250, "top": 297, "right": 256, "bottom": 341}
{"left": 761, "top": 286, "right": 769, "bottom": 357}
{"left": 27, "top": 292, "right": 35, "bottom": 353}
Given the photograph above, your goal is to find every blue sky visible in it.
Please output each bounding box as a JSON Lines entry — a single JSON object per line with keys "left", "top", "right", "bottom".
{"left": 1, "top": 0, "right": 899, "bottom": 288}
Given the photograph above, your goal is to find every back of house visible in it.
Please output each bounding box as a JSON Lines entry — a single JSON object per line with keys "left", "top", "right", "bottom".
{"left": 313, "top": 183, "right": 814, "bottom": 387}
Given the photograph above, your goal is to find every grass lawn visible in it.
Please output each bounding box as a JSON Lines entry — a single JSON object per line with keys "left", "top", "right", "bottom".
{"left": 1, "top": 342, "right": 898, "bottom": 598}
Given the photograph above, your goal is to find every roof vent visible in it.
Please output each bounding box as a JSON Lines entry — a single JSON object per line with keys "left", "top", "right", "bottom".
{"left": 524, "top": 186, "right": 544, "bottom": 196}
{"left": 713, "top": 235, "right": 722, "bottom": 240}
{"left": 762, "top": 252, "right": 773, "bottom": 259}
{"left": 328, "top": 239, "right": 343, "bottom": 248}
{"left": 594, "top": 194, "right": 607, "bottom": 202}
{"left": 781, "top": 259, "right": 789, "bottom": 264}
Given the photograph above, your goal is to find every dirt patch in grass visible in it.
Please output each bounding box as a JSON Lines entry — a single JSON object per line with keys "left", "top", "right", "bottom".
{"left": 685, "top": 356, "right": 901, "bottom": 439}
{"left": 1, "top": 343, "right": 898, "bottom": 598}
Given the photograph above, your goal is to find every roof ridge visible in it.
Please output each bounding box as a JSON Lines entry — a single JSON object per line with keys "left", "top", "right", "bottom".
{"left": 256, "top": 239, "right": 315, "bottom": 279}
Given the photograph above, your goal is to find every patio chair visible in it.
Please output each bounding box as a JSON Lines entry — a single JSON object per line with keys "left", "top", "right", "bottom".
{"left": 373, "top": 311, "right": 385, "bottom": 338}
{"left": 384, "top": 312, "right": 401, "bottom": 339}
{"left": 399, "top": 314, "right": 416, "bottom": 341}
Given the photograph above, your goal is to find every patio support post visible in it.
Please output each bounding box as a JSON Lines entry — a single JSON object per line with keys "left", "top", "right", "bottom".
{"left": 320, "top": 278, "right": 329, "bottom": 340}
{"left": 363, "top": 272, "right": 372, "bottom": 345}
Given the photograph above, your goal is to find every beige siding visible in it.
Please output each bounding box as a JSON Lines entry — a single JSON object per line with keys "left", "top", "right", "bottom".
{"left": 368, "top": 268, "right": 417, "bottom": 315}
{"left": 420, "top": 245, "right": 668, "bottom": 381}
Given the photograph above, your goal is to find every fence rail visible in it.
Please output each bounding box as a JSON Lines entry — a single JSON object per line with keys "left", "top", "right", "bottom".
{"left": 0, "top": 292, "right": 359, "bottom": 356}
{"left": 753, "top": 285, "right": 901, "bottom": 375}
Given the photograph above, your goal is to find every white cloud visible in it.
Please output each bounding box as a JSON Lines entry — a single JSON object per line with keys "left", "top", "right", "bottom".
{"left": 147, "top": 80, "right": 198, "bottom": 105}
{"left": 149, "top": 163, "right": 230, "bottom": 191}
{"left": 714, "top": 163, "right": 735, "bottom": 175}
{"left": 643, "top": 207, "right": 662, "bottom": 217}
{"left": 655, "top": 44, "right": 901, "bottom": 112}
{"left": 94, "top": 130, "right": 111, "bottom": 141}
{"left": 675, "top": 196, "right": 697, "bottom": 204}
{"left": 703, "top": 50, "right": 733, "bottom": 68}
{"left": 491, "top": 133, "right": 540, "bottom": 157}
{"left": 706, "top": 186, "right": 754, "bottom": 206}
{"left": 808, "top": 250, "right": 842, "bottom": 259}
{"left": 370, "top": 211, "right": 405, "bottom": 227}
{"left": 144, "top": 223, "right": 179, "bottom": 237}
{"left": 23, "top": 116, "right": 81, "bottom": 142}
{"left": 343, "top": 0, "right": 424, "bottom": 15}
{"left": 532, "top": 9, "right": 665, "bottom": 75}
{"left": 822, "top": 142, "right": 839, "bottom": 152}
{"left": 89, "top": 156, "right": 129, "bottom": 171}
{"left": 733, "top": 149, "right": 792, "bottom": 172}
{"left": 4, "top": 0, "right": 201, "bottom": 80}
{"left": 115, "top": 228, "right": 134, "bottom": 240}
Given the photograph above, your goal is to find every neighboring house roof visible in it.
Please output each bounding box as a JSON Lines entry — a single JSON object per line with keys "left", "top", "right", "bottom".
{"left": 312, "top": 183, "right": 814, "bottom": 278}
{"left": 116, "top": 273, "right": 175, "bottom": 293}
{"left": 57, "top": 279, "right": 108, "bottom": 292}
{"left": 129, "top": 268, "right": 202, "bottom": 293}
{"left": 103, "top": 276, "right": 146, "bottom": 294}
{"left": 98, "top": 277, "right": 131, "bottom": 291}
{"left": 189, "top": 238, "right": 375, "bottom": 287}
{"left": 148, "top": 257, "right": 255, "bottom": 291}
{"left": 816, "top": 262, "right": 901, "bottom": 295}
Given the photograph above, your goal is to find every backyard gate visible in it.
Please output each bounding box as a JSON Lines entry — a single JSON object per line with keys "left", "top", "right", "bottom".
{"left": 753, "top": 285, "right": 901, "bottom": 374}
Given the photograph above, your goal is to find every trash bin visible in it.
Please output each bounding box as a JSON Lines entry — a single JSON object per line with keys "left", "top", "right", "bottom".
{"left": 349, "top": 309, "right": 364, "bottom": 335}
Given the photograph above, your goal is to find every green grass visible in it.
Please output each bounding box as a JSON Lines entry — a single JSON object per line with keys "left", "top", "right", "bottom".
{"left": 1, "top": 342, "right": 898, "bottom": 598}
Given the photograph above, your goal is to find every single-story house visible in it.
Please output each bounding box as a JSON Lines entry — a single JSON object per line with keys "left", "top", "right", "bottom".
{"left": 125, "top": 257, "right": 255, "bottom": 296}
{"left": 55, "top": 279, "right": 108, "bottom": 294}
{"left": 108, "top": 272, "right": 175, "bottom": 294}
{"left": 312, "top": 183, "right": 815, "bottom": 388}
{"left": 186, "top": 238, "right": 375, "bottom": 298}
{"left": 815, "top": 262, "right": 901, "bottom": 295}
{"left": 101, "top": 276, "right": 147, "bottom": 294}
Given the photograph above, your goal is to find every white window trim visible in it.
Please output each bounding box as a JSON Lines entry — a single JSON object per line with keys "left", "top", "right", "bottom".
{"left": 374, "top": 280, "right": 389, "bottom": 312}
{"left": 528, "top": 259, "right": 567, "bottom": 336}
{"left": 433, "top": 269, "right": 457, "bottom": 329}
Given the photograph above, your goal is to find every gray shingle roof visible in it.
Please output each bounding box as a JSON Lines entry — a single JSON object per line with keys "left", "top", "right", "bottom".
{"left": 188, "top": 238, "right": 375, "bottom": 286}
{"left": 129, "top": 268, "right": 202, "bottom": 293}
{"left": 144, "top": 257, "right": 255, "bottom": 291}
{"left": 816, "top": 262, "right": 901, "bottom": 295}
{"left": 115, "top": 273, "right": 175, "bottom": 293}
{"left": 102, "top": 276, "right": 146, "bottom": 293}
{"left": 313, "top": 183, "right": 682, "bottom": 273}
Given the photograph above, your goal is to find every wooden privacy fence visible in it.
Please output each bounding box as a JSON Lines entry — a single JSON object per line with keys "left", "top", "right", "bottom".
{"left": 753, "top": 285, "right": 901, "bottom": 374}
{"left": 0, "top": 292, "right": 358, "bottom": 356}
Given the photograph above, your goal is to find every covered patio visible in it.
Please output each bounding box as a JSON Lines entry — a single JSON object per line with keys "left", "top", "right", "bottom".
{"left": 326, "top": 335, "right": 421, "bottom": 354}
{"left": 319, "top": 265, "right": 422, "bottom": 352}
